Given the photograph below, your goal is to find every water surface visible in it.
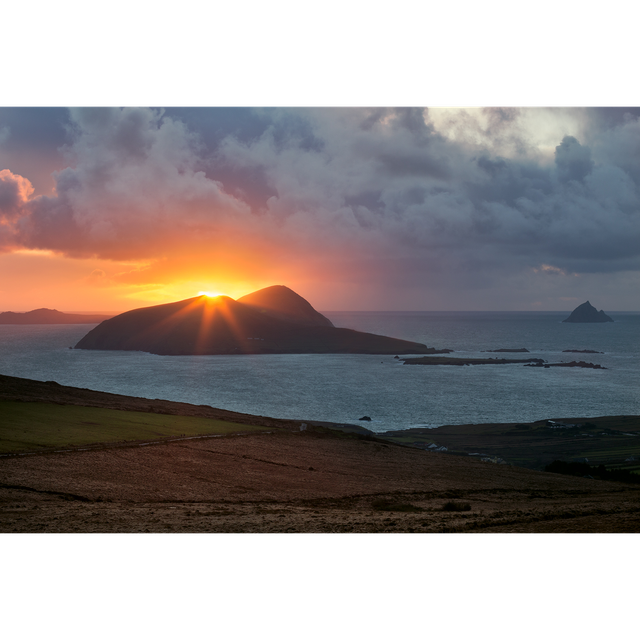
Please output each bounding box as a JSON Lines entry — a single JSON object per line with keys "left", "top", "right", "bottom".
{"left": 0, "top": 312, "right": 637, "bottom": 432}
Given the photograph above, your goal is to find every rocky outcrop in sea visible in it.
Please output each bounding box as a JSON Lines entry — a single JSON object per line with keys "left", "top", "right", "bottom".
{"left": 562, "top": 301, "right": 613, "bottom": 323}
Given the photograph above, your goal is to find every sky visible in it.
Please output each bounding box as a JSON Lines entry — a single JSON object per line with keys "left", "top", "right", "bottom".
{"left": 1, "top": 106, "right": 639, "bottom": 313}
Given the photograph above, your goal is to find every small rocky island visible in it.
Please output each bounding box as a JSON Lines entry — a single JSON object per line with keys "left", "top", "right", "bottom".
{"left": 525, "top": 360, "right": 607, "bottom": 369}
{"left": 74, "top": 285, "right": 433, "bottom": 356}
{"left": 402, "top": 356, "right": 606, "bottom": 369}
{"left": 562, "top": 349, "right": 603, "bottom": 354}
{"left": 403, "top": 356, "right": 545, "bottom": 366}
{"left": 562, "top": 301, "right": 613, "bottom": 323}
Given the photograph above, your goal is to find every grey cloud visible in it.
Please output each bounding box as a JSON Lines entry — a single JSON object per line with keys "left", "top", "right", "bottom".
{"left": 390, "top": 107, "right": 434, "bottom": 138}
{"left": 212, "top": 109, "right": 639, "bottom": 280}
{"left": 0, "top": 172, "right": 23, "bottom": 219}
{"left": 11, "top": 108, "right": 253, "bottom": 259}
{"left": 555, "top": 135, "right": 593, "bottom": 182}
{"left": 377, "top": 150, "right": 450, "bottom": 179}
{"left": 2, "top": 107, "right": 639, "bottom": 307}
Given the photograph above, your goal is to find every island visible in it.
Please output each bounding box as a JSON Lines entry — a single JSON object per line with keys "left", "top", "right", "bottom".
{"left": 0, "top": 309, "right": 112, "bottom": 324}
{"left": 563, "top": 349, "right": 603, "bottom": 354}
{"left": 402, "top": 355, "right": 605, "bottom": 369}
{"left": 402, "top": 356, "right": 545, "bottom": 366}
{"left": 74, "top": 285, "right": 433, "bottom": 356}
{"left": 525, "top": 360, "right": 607, "bottom": 369}
{"left": 562, "top": 301, "right": 614, "bottom": 323}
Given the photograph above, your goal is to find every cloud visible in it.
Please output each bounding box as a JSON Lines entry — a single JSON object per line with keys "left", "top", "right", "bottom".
{"left": 87, "top": 268, "right": 107, "bottom": 284}
{"left": 533, "top": 264, "right": 576, "bottom": 276}
{"left": 0, "top": 169, "right": 34, "bottom": 221}
{"left": 555, "top": 135, "right": 593, "bottom": 182}
{"left": 12, "top": 108, "right": 254, "bottom": 260}
{"left": 1, "top": 107, "right": 639, "bottom": 308}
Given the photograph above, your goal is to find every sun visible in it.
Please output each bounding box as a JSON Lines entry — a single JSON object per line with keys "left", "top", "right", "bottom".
{"left": 198, "top": 291, "right": 226, "bottom": 298}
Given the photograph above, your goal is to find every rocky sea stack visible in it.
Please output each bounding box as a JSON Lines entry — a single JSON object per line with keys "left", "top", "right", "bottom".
{"left": 562, "top": 301, "right": 614, "bottom": 323}
{"left": 74, "top": 285, "right": 432, "bottom": 356}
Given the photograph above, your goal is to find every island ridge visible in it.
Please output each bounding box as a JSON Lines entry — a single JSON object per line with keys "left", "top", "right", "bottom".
{"left": 74, "top": 285, "right": 432, "bottom": 356}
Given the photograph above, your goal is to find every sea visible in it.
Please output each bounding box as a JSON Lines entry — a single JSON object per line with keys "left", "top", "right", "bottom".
{"left": 0, "top": 311, "right": 638, "bottom": 433}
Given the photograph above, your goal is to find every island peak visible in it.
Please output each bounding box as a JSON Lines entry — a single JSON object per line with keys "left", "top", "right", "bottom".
{"left": 74, "top": 286, "right": 431, "bottom": 356}
{"left": 562, "top": 301, "right": 613, "bottom": 323}
{"left": 237, "top": 285, "right": 334, "bottom": 328}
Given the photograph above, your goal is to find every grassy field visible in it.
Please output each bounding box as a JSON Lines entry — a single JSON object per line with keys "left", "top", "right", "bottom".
{"left": 0, "top": 401, "right": 270, "bottom": 454}
{"left": 379, "top": 415, "right": 640, "bottom": 472}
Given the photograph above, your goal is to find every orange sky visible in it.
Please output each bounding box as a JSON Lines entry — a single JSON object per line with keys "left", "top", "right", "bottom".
{"left": 0, "top": 248, "right": 304, "bottom": 313}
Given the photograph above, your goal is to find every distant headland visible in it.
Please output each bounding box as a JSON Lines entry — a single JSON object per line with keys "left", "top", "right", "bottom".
{"left": 74, "top": 285, "right": 432, "bottom": 356}
{"left": 0, "top": 309, "right": 113, "bottom": 325}
{"left": 562, "top": 301, "right": 614, "bottom": 323}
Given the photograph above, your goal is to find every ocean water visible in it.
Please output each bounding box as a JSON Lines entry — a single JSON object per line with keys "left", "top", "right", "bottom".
{"left": 0, "top": 312, "right": 638, "bottom": 432}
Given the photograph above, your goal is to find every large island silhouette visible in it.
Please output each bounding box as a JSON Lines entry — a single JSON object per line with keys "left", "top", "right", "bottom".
{"left": 562, "top": 301, "right": 614, "bottom": 323}
{"left": 74, "top": 285, "right": 432, "bottom": 355}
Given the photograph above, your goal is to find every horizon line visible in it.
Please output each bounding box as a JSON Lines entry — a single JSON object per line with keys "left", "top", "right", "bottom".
{"left": 2, "top": 307, "right": 639, "bottom": 315}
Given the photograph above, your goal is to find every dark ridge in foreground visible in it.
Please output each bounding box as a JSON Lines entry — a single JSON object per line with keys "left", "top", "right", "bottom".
{"left": 0, "top": 373, "right": 299, "bottom": 429}
{"left": 563, "top": 301, "right": 613, "bottom": 323}
{"left": 0, "top": 308, "right": 112, "bottom": 324}
{"left": 2, "top": 373, "right": 640, "bottom": 533}
{"left": 74, "top": 286, "right": 432, "bottom": 355}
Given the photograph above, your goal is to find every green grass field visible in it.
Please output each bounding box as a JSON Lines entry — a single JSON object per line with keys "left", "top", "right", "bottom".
{"left": 379, "top": 416, "right": 640, "bottom": 472}
{"left": 0, "top": 401, "right": 269, "bottom": 454}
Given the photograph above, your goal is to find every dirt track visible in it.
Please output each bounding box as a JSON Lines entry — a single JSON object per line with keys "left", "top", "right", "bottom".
{"left": 2, "top": 428, "right": 640, "bottom": 533}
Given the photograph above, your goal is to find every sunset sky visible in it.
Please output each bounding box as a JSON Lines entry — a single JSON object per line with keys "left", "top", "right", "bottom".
{"left": 1, "top": 107, "right": 639, "bottom": 313}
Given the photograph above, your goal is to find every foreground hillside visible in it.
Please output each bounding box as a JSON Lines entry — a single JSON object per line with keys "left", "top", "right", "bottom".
{"left": 2, "top": 375, "right": 640, "bottom": 533}
{"left": 2, "top": 427, "right": 640, "bottom": 533}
